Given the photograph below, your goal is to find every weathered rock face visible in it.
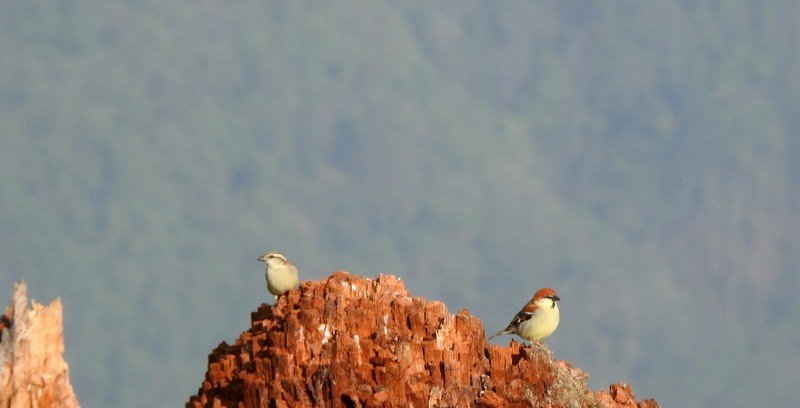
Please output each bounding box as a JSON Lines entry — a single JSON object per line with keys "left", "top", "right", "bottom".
{"left": 187, "top": 272, "right": 659, "bottom": 407}
{"left": 0, "top": 282, "right": 81, "bottom": 408}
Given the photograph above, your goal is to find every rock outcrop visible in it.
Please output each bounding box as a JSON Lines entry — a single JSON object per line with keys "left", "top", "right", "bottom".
{"left": 0, "top": 282, "right": 81, "bottom": 408}
{"left": 187, "top": 272, "right": 659, "bottom": 407}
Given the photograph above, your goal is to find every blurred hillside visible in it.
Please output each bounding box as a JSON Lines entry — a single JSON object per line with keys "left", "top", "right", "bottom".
{"left": 1, "top": 1, "right": 798, "bottom": 407}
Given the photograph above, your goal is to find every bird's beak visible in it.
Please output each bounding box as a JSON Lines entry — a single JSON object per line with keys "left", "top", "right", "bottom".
{"left": 552, "top": 295, "right": 560, "bottom": 301}
{"left": 258, "top": 256, "right": 266, "bottom": 262}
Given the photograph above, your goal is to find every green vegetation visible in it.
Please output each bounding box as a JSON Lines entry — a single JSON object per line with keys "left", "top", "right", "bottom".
{"left": 1, "top": 1, "right": 798, "bottom": 407}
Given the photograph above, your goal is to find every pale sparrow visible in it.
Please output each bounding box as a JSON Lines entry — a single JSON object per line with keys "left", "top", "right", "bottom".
{"left": 258, "top": 251, "right": 299, "bottom": 299}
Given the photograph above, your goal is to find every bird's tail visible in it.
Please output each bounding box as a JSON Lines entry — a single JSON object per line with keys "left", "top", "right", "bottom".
{"left": 488, "top": 329, "right": 509, "bottom": 340}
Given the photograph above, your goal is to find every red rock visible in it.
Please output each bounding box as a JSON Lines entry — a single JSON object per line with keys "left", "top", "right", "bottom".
{"left": 596, "top": 382, "right": 661, "bottom": 408}
{"left": 187, "top": 272, "right": 660, "bottom": 407}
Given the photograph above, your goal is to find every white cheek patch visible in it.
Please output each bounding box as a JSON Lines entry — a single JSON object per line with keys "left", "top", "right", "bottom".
{"left": 538, "top": 298, "right": 554, "bottom": 309}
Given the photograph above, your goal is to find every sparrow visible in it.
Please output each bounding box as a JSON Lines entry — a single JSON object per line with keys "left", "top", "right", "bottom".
{"left": 258, "top": 251, "right": 299, "bottom": 299}
{"left": 488, "top": 287, "right": 560, "bottom": 344}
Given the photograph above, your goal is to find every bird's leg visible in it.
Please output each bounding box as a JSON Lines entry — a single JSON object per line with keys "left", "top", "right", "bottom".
{"left": 530, "top": 340, "right": 552, "bottom": 356}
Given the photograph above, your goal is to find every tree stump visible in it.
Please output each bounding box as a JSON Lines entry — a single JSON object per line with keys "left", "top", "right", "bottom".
{"left": 0, "top": 282, "right": 81, "bottom": 408}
